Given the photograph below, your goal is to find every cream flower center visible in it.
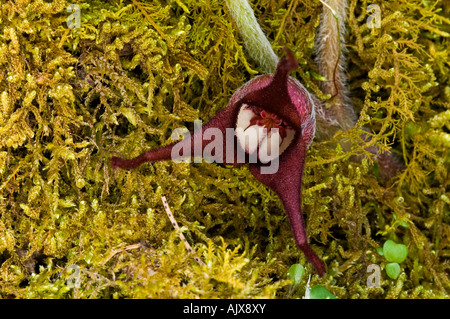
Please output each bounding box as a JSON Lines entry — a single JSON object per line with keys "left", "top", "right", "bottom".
{"left": 235, "top": 104, "right": 295, "bottom": 163}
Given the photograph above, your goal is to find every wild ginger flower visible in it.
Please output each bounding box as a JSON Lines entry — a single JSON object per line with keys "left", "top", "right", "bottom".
{"left": 111, "top": 48, "right": 325, "bottom": 276}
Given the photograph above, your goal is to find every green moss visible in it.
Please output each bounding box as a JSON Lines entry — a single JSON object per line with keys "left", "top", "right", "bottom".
{"left": 0, "top": 0, "right": 449, "bottom": 298}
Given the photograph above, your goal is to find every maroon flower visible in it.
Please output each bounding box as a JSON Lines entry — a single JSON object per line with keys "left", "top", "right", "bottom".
{"left": 111, "top": 48, "right": 325, "bottom": 276}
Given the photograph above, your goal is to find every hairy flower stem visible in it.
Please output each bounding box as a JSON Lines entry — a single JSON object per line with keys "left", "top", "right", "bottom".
{"left": 314, "top": 0, "right": 356, "bottom": 140}
{"left": 225, "top": 0, "right": 279, "bottom": 73}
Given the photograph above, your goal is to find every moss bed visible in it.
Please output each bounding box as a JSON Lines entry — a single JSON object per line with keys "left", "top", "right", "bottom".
{"left": 0, "top": 0, "right": 449, "bottom": 298}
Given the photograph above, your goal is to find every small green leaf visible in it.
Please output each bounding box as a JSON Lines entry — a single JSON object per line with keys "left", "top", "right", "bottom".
{"left": 383, "top": 240, "right": 408, "bottom": 263}
{"left": 287, "top": 264, "right": 304, "bottom": 287}
{"left": 386, "top": 262, "right": 401, "bottom": 279}
{"left": 399, "top": 220, "right": 409, "bottom": 228}
{"left": 376, "top": 247, "right": 384, "bottom": 256}
{"left": 310, "top": 285, "right": 336, "bottom": 299}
